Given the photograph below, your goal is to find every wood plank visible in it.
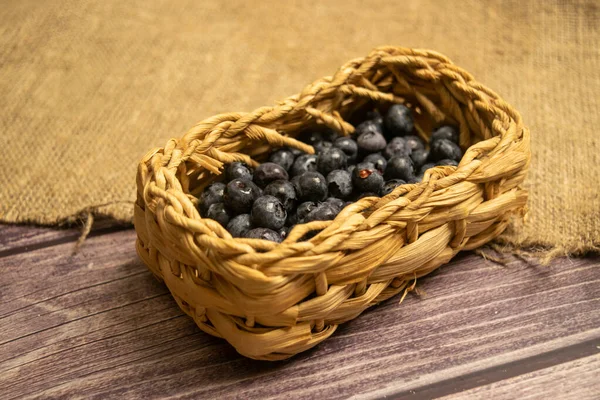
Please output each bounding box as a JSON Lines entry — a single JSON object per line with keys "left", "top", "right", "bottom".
{"left": 0, "top": 227, "right": 598, "bottom": 399}
{"left": 439, "top": 353, "right": 600, "bottom": 400}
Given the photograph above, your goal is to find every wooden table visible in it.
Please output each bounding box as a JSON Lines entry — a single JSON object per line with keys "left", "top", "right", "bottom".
{"left": 1, "top": 223, "right": 599, "bottom": 399}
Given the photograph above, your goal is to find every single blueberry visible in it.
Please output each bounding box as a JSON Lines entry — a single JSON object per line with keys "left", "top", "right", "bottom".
{"left": 287, "top": 146, "right": 304, "bottom": 158}
{"left": 357, "top": 130, "right": 387, "bottom": 155}
{"left": 269, "top": 149, "right": 295, "bottom": 171}
{"left": 333, "top": 137, "right": 358, "bottom": 163}
{"left": 298, "top": 131, "right": 324, "bottom": 146}
{"left": 354, "top": 119, "right": 383, "bottom": 138}
{"left": 363, "top": 153, "right": 387, "bottom": 174}
{"left": 198, "top": 182, "right": 226, "bottom": 216}
{"left": 291, "top": 154, "right": 318, "bottom": 177}
{"left": 352, "top": 162, "right": 384, "bottom": 194}
{"left": 385, "top": 104, "right": 414, "bottom": 138}
{"left": 380, "top": 179, "right": 407, "bottom": 196}
{"left": 296, "top": 171, "right": 328, "bottom": 202}
{"left": 383, "top": 137, "right": 409, "bottom": 159}
{"left": 264, "top": 179, "right": 297, "bottom": 212}
{"left": 244, "top": 228, "right": 282, "bottom": 243}
{"left": 404, "top": 135, "right": 425, "bottom": 153}
{"left": 325, "top": 197, "right": 345, "bottom": 213}
{"left": 313, "top": 140, "right": 333, "bottom": 154}
{"left": 384, "top": 155, "right": 415, "bottom": 181}
{"left": 225, "top": 162, "right": 253, "bottom": 182}
{"left": 322, "top": 129, "right": 340, "bottom": 143}
{"left": 431, "top": 125, "right": 459, "bottom": 144}
{"left": 226, "top": 214, "right": 253, "bottom": 238}
{"left": 251, "top": 195, "right": 287, "bottom": 230}
{"left": 436, "top": 159, "right": 459, "bottom": 167}
{"left": 326, "top": 169, "right": 353, "bottom": 199}
{"left": 366, "top": 110, "right": 384, "bottom": 130}
{"left": 296, "top": 201, "right": 318, "bottom": 223}
{"left": 253, "top": 162, "right": 289, "bottom": 188}
{"left": 430, "top": 139, "right": 463, "bottom": 162}
{"left": 206, "top": 203, "right": 230, "bottom": 227}
{"left": 224, "top": 178, "right": 261, "bottom": 214}
{"left": 410, "top": 148, "right": 430, "bottom": 170}
{"left": 317, "top": 148, "right": 348, "bottom": 176}
{"left": 305, "top": 202, "right": 339, "bottom": 222}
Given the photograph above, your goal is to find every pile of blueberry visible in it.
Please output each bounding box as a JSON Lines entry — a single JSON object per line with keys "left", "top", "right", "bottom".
{"left": 198, "top": 104, "right": 463, "bottom": 242}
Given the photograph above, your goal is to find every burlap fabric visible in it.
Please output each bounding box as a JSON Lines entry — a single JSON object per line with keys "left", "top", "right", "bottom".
{"left": 1, "top": 0, "right": 598, "bottom": 257}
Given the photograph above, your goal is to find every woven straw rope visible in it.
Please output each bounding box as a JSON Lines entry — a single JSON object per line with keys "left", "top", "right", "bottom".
{"left": 134, "top": 46, "right": 530, "bottom": 360}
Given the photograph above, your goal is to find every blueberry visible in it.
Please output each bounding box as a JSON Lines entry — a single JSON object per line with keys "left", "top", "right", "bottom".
{"left": 224, "top": 178, "right": 261, "bottom": 214}
{"left": 264, "top": 179, "right": 297, "bottom": 212}
{"left": 352, "top": 162, "right": 384, "bottom": 194}
{"left": 296, "top": 171, "right": 328, "bottom": 202}
{"left": 291, "top": 154, "right": 318, "bottom": 177}
{"left": 419, "top": 163, "right": 436, "bottom": 175}
{"left": 384, "top": 155, "right": 415, "bottom": 181}
{"left": 198, "top": 182, "right": 226, "bottom": 216}
{"left": 313, "top": 140, "right": 333, "bottom": 154}
{"left": 305, "top": 202, "right": 339, "bottom": 222}
{"left": 385, "top": 104, "right": 414, "bottom": 137}
{"left": 287, "top": 147, "right": 304, "bottom": 158}
{"left": 326, "top": 169, "right": 353, "bottom": 199}
{"left": 253, "top": 162, "right": 289, "bottom": 188}
{"left": 383, "top": 137, "right": 409, "bottom": 159}
{"left": 430, "top": 139, "right": 463, "bottom": 162}
{"left": 298, "top": 131, "right": 324, "bottom": 146}
{"left": 206, "top": 203, "right": 230, "bottom": 226}
{"left": 366, "top": 110, "right": 384, "bottom": 130}
{"left": 410, "top": 148, "right": 429, "bottom": 170}
{"left": 333, "top": 137, "right": 358, "bottom": 163}
{"left": 355, "top": 119, "right": 383, "bottom": 138}
{"left": 244, "top": 228, "right": 282, "bottom": 243}
{"left": 325, "top": 197, "right": 345, "bottom": 213}
{"left": 226, "top": 214, "right": 253, "bottom": 238}
{"left": 317, "top": 148, "right": 348, "bottom": 176}
{"left": 322, "top": 129, "right": 340, "bottom": 143}
{"left": 380, "top": 179, "right": 407, "bottom": 196}
{"left": 269, "top": 149, "right": 295, "bottom": 171}
{"left": 363, "top": 153, "right": 387, "bottom": 174}
{"left": 225, "top": 162, "right": 253, "bottom": 182}
{"left": 251, "top": 195, "right": 287, "bottom": 230}
{"left": 404, "top": 135, "right": 425, "bottom": 153}
{"left": 436, "top": 159, "right": 459, "bottom": 167}
{"left": 357, "top": 130, "right": 387, "bottom": 155}
{"left": 296, "top": 201, "right": 318, "bottom": 223}
{"left": 431, "top": 125, "right": 459, "bottom": 144}
{"left": 408, "top": 176, "right": 422, "bottom": 183}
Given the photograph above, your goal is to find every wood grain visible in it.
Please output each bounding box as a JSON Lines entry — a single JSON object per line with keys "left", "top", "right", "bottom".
{"left": 0, "top": 225, "right": 598, "bottom": 399}
{"left": 439, "top": 353, "right": 600, "bottom": 400}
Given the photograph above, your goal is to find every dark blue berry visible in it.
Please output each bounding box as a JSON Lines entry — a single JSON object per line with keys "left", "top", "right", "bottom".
{"left": 410, "top": 148, "right": 429, "bottom": 170}
{"left": 404, "top": 135, "right": 425, "bottom": 153}
{"left": 296, "top": 171, "right": 328, "bottom": 202}
{"left": 224, "top": 178, "right": 261, "bottom": 214}
{"left": 384, "top": 155, "right": 415, "bottom": 181}
{"left": 333, "top": 137, "right": 358, "bottom": 163}
{"left": 363, "top": 153, "right": 387, "bottom": 174}
{"left": 206, "top": 203, "right": 230, "bottom": 226}
{"left": 383, "top": 137, "right": 409, "bottom": 159}
{"left": 326, "top": 169, "right": 353, "bottom": 199}
{"left": 436, "top": 159, "right": 459, "bottom": 167}
{"left": 352, "top": 162, "right": 384, "bottom": 193}
{"left": 291, "top": 154, "right": 318, "bottom": 177}
{"left": 244, "top": 228, "right": 282, "bottom": 243}
{"left": 325, "top": 197, "right": 345, "bottom": 213}
{"left": 317, "top": 148, "right": 348, "bottom": 176}
{"left": 298, "top": 131, "right": 324, "bottom": 146}
{"left": 253, "top": 162, "right": 289, "bottom": 188}
{"left": 296, "top": 201, "right": 318, "bottom": 223}
{"left": 305, "top": 202, "right": 339, "bottom": 222}
{"left": 287, "top": 146, "right": 304, "bottom": 158}
{"left": 226, "top": 214, "right": 253, "bottom": 238}
{"left": 225, "top": 162, "right": 253, "bottom": 182}
{"left": 269, "top": 149, "right": 295, "bottom": 171}
{"left": 355, "top": 120, "right": 382, "bottom": 138}
{"left": 385, "top": 104, "right": 414, "bottom": 137}
{"left": 408, "top": 176, "right": 422, "bottom": 183}
{"left": 313, "top": 140, "right": 333, "bottom": 154}
{"left": 264, "top": 180, "right": 297, "bottom": 212}
{"left": 380, "top": 179, "right": 407, "bottom": 196}
{"left": 357, "top": 130, "right": 387, "bottom": 155}
{"left": 198, "top": 182, "right": 226, "bottom": 216}
{"left": 430, "top": 139, "right": 463, "bottom": 162}
{"left": 251, "top": 195, "right": 287, "bottom": 230}
{"left": 366, "top": 110, "right": 384, "bottom": 130}
{"left": 431, "top": 126, "right": 459, "bottom": 144}
{"left": 322, "top": 129, "right": 340, "bottom": 143}
{"left": 419, "top": 163, "right": 436, "bottom": 175}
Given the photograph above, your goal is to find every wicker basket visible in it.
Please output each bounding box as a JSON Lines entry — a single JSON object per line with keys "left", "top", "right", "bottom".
{"left": 134, "top": 46, "right": 530, "bottom": 360}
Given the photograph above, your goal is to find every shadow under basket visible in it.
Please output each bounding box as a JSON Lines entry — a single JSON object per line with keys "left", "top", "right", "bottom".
{"left": 134, "top": 46, "right": 531, "bottom": 360}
